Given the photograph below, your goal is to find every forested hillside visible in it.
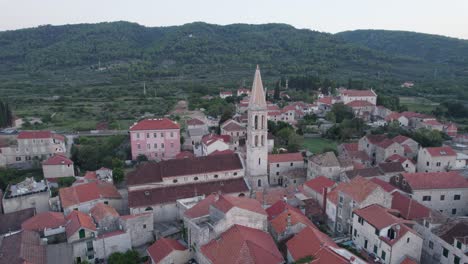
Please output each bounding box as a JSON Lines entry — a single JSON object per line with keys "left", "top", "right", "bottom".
{"left": 1, "top": 22, "right": 468, "bottom": 131}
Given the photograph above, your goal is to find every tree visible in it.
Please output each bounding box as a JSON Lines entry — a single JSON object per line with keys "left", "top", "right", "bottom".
{"left": 113, "top": 167, "right": 125, "bottom": 183}
{"left": 108, "top": 250, "right": 140, "bottom": 264}
{"left": 274, "top": 80, "right": 280, "bottom": 100}
{"left": 136, "top": 154, "right": 148, "bottom": 163}
{"left": 327, "top": 103, "right": 354, "bottom": 123}
{"left": 287, "top": 132, "right": 303, "bottom": 152}
{"left": 412, "top": 128, "right": 444, "bottom": 147}
{"left": 0, "top": 100, "right": 13, "bottom": 128}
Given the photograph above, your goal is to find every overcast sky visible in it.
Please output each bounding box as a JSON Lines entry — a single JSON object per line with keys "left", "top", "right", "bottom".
{"left": 2, "top": 0, "right": 468, "bottom": 39}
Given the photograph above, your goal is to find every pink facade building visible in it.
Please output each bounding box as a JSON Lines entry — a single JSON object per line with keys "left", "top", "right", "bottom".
{"left": 129, "top": 118, "right": 181, "bottom": 160}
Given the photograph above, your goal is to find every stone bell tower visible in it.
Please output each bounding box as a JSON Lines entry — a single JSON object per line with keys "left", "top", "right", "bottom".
{"left": 246, "top": 65, "right": 269, "bottom": 188}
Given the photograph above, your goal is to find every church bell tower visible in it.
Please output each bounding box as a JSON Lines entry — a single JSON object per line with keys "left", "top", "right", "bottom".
{"left": 246, "top": 65, "right": 269, "bottom": 188}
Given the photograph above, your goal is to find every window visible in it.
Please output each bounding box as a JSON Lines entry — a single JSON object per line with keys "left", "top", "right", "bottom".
{"left": 173, "top": 179, "right": 178, "bottom": 183}
{"left": 16, "top": 157, "right": 21, "bottom": 161}
{"left": 276, "top": 164, "right": 279, "bottom": 167}
{"left": 456, "top": 240, "right": 462, "bottom": 249}
{"left": 194, "top": 177, "right": 199, "bottom": 181}
{"left": 375, "top": 228, "right": 379, "bottom": 235}
{"left": 381, "top": 251, "right": 386, "bottom": 261}
{"left": 454, "top": 195, "right": 461, "bottom": 200}
{"left": 337, "top": 223, "right": 342, "bottom": 232}
{"left": 373, "top": 245, "right": 378, "bottom": 254}
{"left": 143, "top": 224, "right": 147, "bottom": 229}
{"left": 170, "top": 132, "right": 174, "bottom": 137}
{"left": 257, "top": 179, "right": 262, "bottom": 187}
{"left": 154, "top": 143, "right": 157, "bottom": 148}
{"left": 436, "top": 162, "right": 441, "bottom": 167}
{"left": 153, "top": 133, "right": 157, "bottom": 138}
{"left": 234, "top": 172, "right": 237, "bottom": 176}
{"left": 147, "top": 144, "right": 150, "bottom": 150}
{"left": 104, "top": 201, "right": 108, "bottom": 205}
{"left": 452, "top": 208, "right": 457, "bottom": 215}
{"left": 258, "top": 158, "right": 261, "bottom": 165}
{"left": 137, "top": 133, "right": 140, "bottom": 139}
{"left": 337, "top": 208, "right": 342, "bottom": 217}
{"left": 440, "top": 195, "right": 445, "bottom": 201}
{"left": 276, "top": 172, "right": 279, "bottom": 176}
{"left": 146, "top": 133, "right": 150, "bottom": 138}
{"left": 161, "top": 143, "right": 164, "bottom": 148}
{"left": 426, "top": 161, "right": 429, "bottom": 166}
{"left": 358, "top": 216, "right": 364, "bottom": 225}
{"left": 290, "top": 162, "right": 293, "bottom": 166}
{"left": 160, "top": 132, "right": 164, "bottom": 138}
{"left": 353, "top": 229, "right": 357, "bottom": 237}
{"left": 429, "top": 241, "right": 434, "bottom": 249}
{"left": 364, "top": 240, "right": 368, "bottom": 249}
{"left": 261, "top": 135, "right": 264, "bottom": 146}
{"left": 255, "top": 135, "right": 258, "bottom": 147}
{"left": 454, "top": 255, "right": 460, "bottom": 264}
{"left": 422, "top": 196, "right": 431, "bottom": 201}
{"left": 254, "top": 115, "right": 258, "bottom": 130}
{"left": 79, "top": 229, "right": 85, "bottom": 239}
{"left": 339, "top": 196, "right": 343, "bottom": 204}
{"left": 137, "top": 143, "right": 141, "bottom": 150}
{"left": 442, "top": 247, "right": 448, "bottom": 257}
{"left": 407, "top": 237, "right": 410, "bottom": 243}
{"left": 214, "top": 174, "right": 218, "bottom": 178}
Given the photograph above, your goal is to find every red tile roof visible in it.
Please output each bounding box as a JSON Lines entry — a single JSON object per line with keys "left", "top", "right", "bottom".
{"left": 83, "top": 171, "right": 97, "bottom": 181}
{"left": 21, "top": 212, "right": 66, "bottom": 232}
{"left": 399, "top": 257, "right": 419, "bottom": 264}
{"left": 270, "top": 207, "right": 313, "bottom": 234}
{"left": 90, "top": 203, "right": 119, "bottom": 222}
{"left": 0, "top": 230, "right": 46, "bottom": 264}
{"left": 328, "top": 176, "right": 380, "bottom": 204}
{"left": 175, "top": 151, "right": 195, "bottom": 159}
{"left": 265, "top": 200, "right": 303, "bottom": 221}
{"left": 423, "top": 119, "right": 442, "bottom": 126}
{"left": 365, "top": 134, "right": 388, "bottom": 144}
{"left": 401, "top": 171, "right": 468, "bottom": 190}
{"left": 201, "top": 225, "right": 284, "bottom": 264}
{"left": 65, "top": 210, "right": 97, "bottom": 238}
{"left": 268, "top": 152, "right": 303, "bottom": 163}
{"left": 286, "top": 226, "right": 339, "bottom": 262}
{"left": 183, "top": 194, "right": 217, "bottom": 219}
{"left": 386, "top": 154, "right": 414, "bottom": 164}
{"left": 147, "top": 238, "right": 187, "bottom": 263}
{"left": 59, "top": 182, "right": 121, "bottom": 208}
{"left": 392, "top": 135, "right": 411, "bottom": 144}
{"left": 127, "top": 154, "right": 243, "bottom": 186}
{"left": 128, "top": 178, "right": 249, "bottom": 208}
{"left": 378, "top": 162, "right": 405, "bottom": 174}
{"left": 340, "top": 89, "right": 376, "bottom": 97}
{"left": 391, "top": 192, "right": 431, "bottom": 220}
{"left": 425, "top": 146, "right": 457, "bottom": 157}
{"left": 129, "top": 118, "right": 179, "bottom": 131}
{"left": 317, "top": 97, "right": 333, "bottom": 105}
{"left": 42, "top": 154, "right": 73, "bottom": 166}
{"left": 304, "top": 176, "right": 336, "bottom": 194}
{"left": 186, "top": 118, "right": 205, "bottom": 126}
{"left": 97, "top": 230, "right": 126, "bottom": 239}
{"left": 17, "top": 130, "right": 65, "bottom": 141}
{"left": 209, "top": 149, "right": 235, "bottom": 156}
{"left": 213, "top": 195, "right": 266, "bottom": 215}
{"left": 353, "top": 204, "right": 405, "bottom": 229}
{"left": 376, "top": 138, "right": 398, "bottom": 149}
{"left": 370, "top": 178, "right": 397, "bottom": 193}
{"left": 202, "top": 134, "right": 230, "bottom": 146}
{"left": 221, "top": 120, "right": 245, "bottom": 131}
{"left": 341, "top": 143, "right": 358, "bottom": 152}
{"left": 346, "top": 100, "right": 374, "bottom": 107}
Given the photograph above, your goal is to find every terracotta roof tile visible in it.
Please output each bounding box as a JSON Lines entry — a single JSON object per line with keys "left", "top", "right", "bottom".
{"left": 401, "top": 171, "right": 468, "bottom": 190}
{"left": 201, "top": 225, "right": 283, "bottom": 264}
{"left": 17, "top": 130, "right": 65, "bottom": 141}
{"left": 391, "top": 192, "right": 431, "bottom": 220}
{"left": 65, "top": 210, "right": 97, "bottom": 238}
{"left": 392, "top": 135, "right": 411, "bottom": 144}
{"left": 340, "top": 89, "right": 376, "bottom": 97}
{"left": 424, "top": 146, "right": 457, "bottom": 157}
{"left": 59, "top": 182, "right": 121, "bottom": 208}
{"left": 286, "top": 226, "right": 339, "bottom": 262}
{"left": 147, "top": 238, "right": 187, "bottom": 263}
{"left": 268, "top": 152, "right": 303, "bottom": 163}
{"left": 186, "top": 118, "right": 205, "bottom": 126}
{"left": 266, "top": 200, "right": 303, "bottom": 221}
{"left": 21, "top": 212, "right": 66, "bottom": 232}
{"left": 128, "top": 178, "right": 249, "bottom": 208}
{"left": 0, "top": 230, "right": 46, "bottom": 264}
{"left": 341, "top": 143, "right": 358, "bottom": 152}
{"left": 184, "top": 194, "right": 217, "bottom": 219}
{"left": 42, "top": 154, "right": 73, "bottom": 166}
{"left": 175, "top": 151, "right": 195, "bottom": 159}
{"left": 129, "top": 118, "right": 179, "bottom": 131}
{"left": 399, "top": 257, "right": 419, "bottom": 264}
{"left": 370, "top": 178, "right": 397, "bottom": 193}
{"left": 221, "top": 120, "right": 245, "bottom": 131}
{"left": 202, "top": 134, "right": 230, "bottom": 146}
{"left": 345, "top": 167, "right": 383, "bottom": 179}
{"left": 346, "top": 100, "right": 375, "bottom": 107}
{"left": 328, "top": 177, "right": 380, "bottom": 204}
{"left": 309, "top": 152, "right": 340, "bottom": 167}
{"left": 304, "top": 176, "right": 336, "bottom": 194}
{"left": 127, "top": 153, "right": 243, "bottom": 186}
{"left": 0, "top": 208, "right": 36, "bottom": 235}
{"left": 209, "top": 149, "right": 235, "bottom": 156}
{"left": 213, "top": 195, "right": 266, "bottom": 215}
{"left": 90, "top": 202, "right": 119, "bottom": 222}
{"left": 270, "top": 208, "right": 313, "bottom": 234}
{"left": 378, "top": 162, "right": 405, "bottom": 174}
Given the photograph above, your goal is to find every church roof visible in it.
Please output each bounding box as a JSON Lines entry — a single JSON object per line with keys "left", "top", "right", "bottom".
{"left": 249, "top": 65, "right": 267, "bottom": 109}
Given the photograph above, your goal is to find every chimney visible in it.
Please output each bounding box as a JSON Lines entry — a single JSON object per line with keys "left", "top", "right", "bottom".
{"left": 286, "top": 213, "right": 292, "bottom": 228}
{"left": 322, "top": 187, "right": 328, "bottom": 216}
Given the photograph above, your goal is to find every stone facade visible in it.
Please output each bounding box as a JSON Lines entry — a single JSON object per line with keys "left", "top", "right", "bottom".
{"left": 43, "top": 163, "right": 75, "bottom": 179}
{"left": 268, "top": 160, "right": 305, "bottom": 186}
{"left": 416, "top": 147, "right": 456, "bottom": 172}
{"left": 2, "top": 187, "right": 50, "bottom": 214}
{"left": 119, "top": 214, "right": 154, "bottom": 247}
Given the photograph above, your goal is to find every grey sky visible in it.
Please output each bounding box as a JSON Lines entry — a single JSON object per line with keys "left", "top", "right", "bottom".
{"left": 2, "top": 0, "right": 468, "bottom": 39}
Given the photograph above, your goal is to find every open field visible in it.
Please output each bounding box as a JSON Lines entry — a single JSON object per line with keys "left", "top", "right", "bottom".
{"left": 399, "top": 96, "right": 439, "bottom": 113}
{"left": 302, "top": 137, "right": 338, "bottom": 154}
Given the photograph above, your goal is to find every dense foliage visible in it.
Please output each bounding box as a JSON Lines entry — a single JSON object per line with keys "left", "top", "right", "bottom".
{"left": 108, "top": 250, "right": 141, "bottom": 264}
{"left": 0, "top": 100, "right": 13, "bottom": 128}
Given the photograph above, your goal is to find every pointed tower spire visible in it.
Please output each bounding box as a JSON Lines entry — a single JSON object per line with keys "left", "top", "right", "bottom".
{"left": 249, "top": 65, "right": 267, "bottom": 109}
